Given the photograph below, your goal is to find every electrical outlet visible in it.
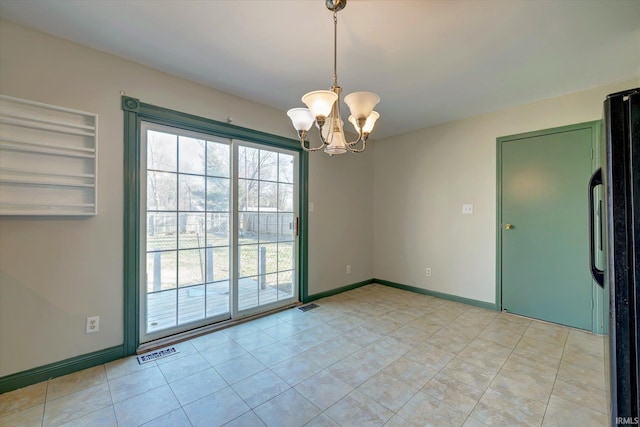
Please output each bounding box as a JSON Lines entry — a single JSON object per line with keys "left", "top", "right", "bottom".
{"left": 462, "top": 204, "right": 473, "bottom": 214}
{"left": 346, "top": 265, "right": 352, "bottom": 274}
{"left": 86, "top": 316, "right": 100, "bottom": 334}
{"left": 426, "top": 267, "right": 432, "bottom": 277}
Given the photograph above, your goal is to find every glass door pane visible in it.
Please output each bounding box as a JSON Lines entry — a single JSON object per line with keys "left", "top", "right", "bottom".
{"left": 236, "top": 143, "right": 298, "bottom": 314}
{"left": 141, "top": 123, "right": 231, "bottom": 343}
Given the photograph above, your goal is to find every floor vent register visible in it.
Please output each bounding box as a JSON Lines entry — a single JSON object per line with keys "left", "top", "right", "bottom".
{"left": 298, "top": 303, "right": 319, "bottom": 312}
{"left": 137, "top": 346, "right": 179, "bottom": 364}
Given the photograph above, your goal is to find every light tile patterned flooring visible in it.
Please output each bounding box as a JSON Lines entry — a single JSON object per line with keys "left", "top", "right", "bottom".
{"left": 0, "top": 284, "right": 608, "bottom": 427}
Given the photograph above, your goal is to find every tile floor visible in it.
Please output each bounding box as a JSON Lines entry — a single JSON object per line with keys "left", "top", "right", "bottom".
{"left": 0, "top": 284, "right": 608, "bottom": 427}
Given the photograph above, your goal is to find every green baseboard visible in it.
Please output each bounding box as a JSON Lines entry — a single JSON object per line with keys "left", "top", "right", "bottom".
{"left": 0, "top": 345, "right": 124, "bottom": 394}
{"left": 373, "top": 278, "right": 497, "bottom": 311}
{"left": 305, "top": 278, "right": 495, "bottom": 311}
{"left": 305, "top": 279, "right": 375, "bottom": 302}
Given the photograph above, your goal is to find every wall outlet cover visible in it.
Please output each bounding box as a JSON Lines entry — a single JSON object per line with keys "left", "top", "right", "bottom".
{"left": 86, "top": 316, "right": 100, "bottom": 334}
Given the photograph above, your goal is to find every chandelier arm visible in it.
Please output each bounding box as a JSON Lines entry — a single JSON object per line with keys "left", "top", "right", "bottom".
{"left": 316, "top": 123, "right": 330, "bottom": 146}
{"left": 298, "top": 131, "right": 326, "bottom": 152}
{"left": 346, "top": 132, "right": 364, "bottom": 146}
{"left": 301, "top": 139, "right": 326, "bottom": 152}
{"left": 346, "top": 131, "right": 370, "bottom": 150}
{"left": 345, "top": 138, "right": 366, "bottom": 153}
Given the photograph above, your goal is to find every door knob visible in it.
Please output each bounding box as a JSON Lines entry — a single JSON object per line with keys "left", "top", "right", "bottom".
{"left": 505, "top": 224, "right": 513, "bottom": 230}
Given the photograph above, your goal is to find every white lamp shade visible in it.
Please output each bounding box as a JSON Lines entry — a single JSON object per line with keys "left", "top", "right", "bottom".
{"left": 324, "top": 132, "right": 348, "bottom": 155}
{"left": 362, "top": 111, "right": 380, "bottom": 133}
{"left": 301, "top": 90, "right": 338, "bottom": 118}
{"left": 344, "top": 91, "right": 380, "bottom": 119}
{"left": 287, "top": 108, "right": 315, "bottom": 131}
{"left": 324, "top": 117, "right": 348, "bottom": 155}
{"left": 349, "top": 111, "right": 380, "bottom": 134}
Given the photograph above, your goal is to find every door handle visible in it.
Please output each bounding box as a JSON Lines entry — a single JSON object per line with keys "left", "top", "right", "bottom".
{"left": 588, "top": 168, "right": 604, "bottom": 288}
{"left": 504, "top": 224, "right": 513, "bottom": 230}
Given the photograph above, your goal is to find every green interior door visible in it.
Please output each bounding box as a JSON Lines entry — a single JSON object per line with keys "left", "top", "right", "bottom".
{"left": 500, "top": 125, "right": 595, "bottom": 330}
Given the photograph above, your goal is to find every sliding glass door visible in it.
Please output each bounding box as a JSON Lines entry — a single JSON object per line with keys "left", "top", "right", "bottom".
{"left": 235, "top": 143, "right": 298, "bottom": 314}
{"left": 140, "top": 123, "right": 298, "bottom": 343}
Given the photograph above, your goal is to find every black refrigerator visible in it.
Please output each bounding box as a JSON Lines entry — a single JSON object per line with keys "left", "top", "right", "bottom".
{"left": 590, "top": 87, "right": 640, "bottom": 425}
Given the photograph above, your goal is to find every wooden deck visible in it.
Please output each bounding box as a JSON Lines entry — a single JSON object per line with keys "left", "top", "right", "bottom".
{"left": 146, "top": 278, "right": 292, "bottom": 333}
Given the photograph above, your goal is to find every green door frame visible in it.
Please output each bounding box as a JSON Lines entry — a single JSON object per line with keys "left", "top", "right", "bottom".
{"left": 495, "top": 120, "right": 604, "bottom": 334}
{"left": 122, "top": 96, "right": 309, "bottom": 355}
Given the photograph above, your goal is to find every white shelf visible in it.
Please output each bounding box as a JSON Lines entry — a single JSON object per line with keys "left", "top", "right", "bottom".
{"left": 0, "top": 117, "right": 96, "bottom": 137}
{"left": 0, "top": 202, "right": 96, "bottom": 216}
{"left": 0, "top": 178, "right": 95, "bottom": 188}
{"left": 0, "top": 140, "right": 96, "bottom": 158}
{"left": 0, "top": 95, "right": 98, "bottom": 215}
{"left": 1, "top": 112, "right": 96, "bottom": 131}
{"left": 0, "top": 167, "right": 95, "bottom": 179}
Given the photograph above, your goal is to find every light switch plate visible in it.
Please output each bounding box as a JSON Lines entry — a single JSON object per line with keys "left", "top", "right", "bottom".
{"left": 462, "top": 204, "right": 473, "bottom": 214}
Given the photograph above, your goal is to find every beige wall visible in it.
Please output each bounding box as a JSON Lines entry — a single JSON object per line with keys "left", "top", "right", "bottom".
{"left": 373, "top": 78, "right": 639, "bottom": 304}
{"left": 308, "top": 148, "right": 374, "bottom": 294}
{"left": 0, "top": 20, "right": 374, "bottom": 377}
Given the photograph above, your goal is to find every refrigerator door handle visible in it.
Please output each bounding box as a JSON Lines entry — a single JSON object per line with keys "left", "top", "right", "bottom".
{"left": 588, "top": 167, "right": 604, "bottom": 288}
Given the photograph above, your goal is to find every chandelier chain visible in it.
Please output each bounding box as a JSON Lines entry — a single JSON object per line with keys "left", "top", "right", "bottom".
{"left": 333, "top": 11, "right": 338, "bottom": 87}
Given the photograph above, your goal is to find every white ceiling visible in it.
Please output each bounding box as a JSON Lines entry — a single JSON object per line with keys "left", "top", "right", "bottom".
{"left": 1, "top": 0, "right": 639, "bottom": 139}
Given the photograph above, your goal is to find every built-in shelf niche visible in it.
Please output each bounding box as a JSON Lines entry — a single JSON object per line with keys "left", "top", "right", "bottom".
{"left": 0, "top": 95, "right": 98, "bottom": 215}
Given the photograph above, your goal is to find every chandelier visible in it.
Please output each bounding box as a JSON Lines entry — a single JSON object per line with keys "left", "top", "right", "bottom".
{"left": 286, "top": 0, "right": 380, "bottom": 155}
